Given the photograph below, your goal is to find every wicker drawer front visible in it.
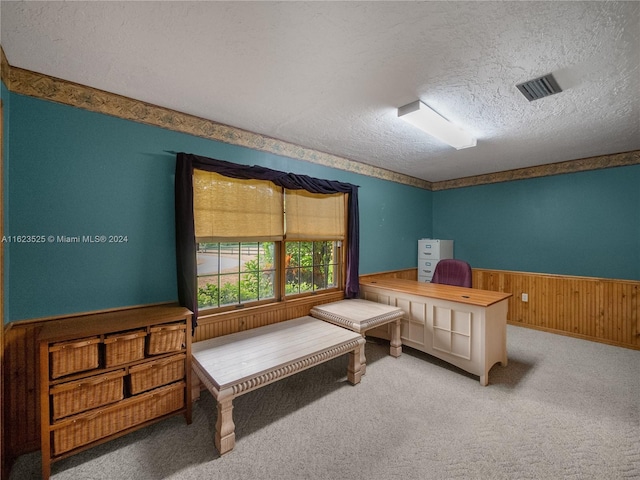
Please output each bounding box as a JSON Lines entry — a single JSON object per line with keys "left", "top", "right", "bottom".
{"left": 51, "top": 370, "right": 125, "bottom": 421}
{"left": 49, "top": 337, "right": 101, "bottom": 379}
{"left": 129, "top": 354, "right": 185, "bottom": 395}
{"left": 104, "top": 330, "right": 146, "bottom": 367}
{"left": 147, "top": 323, "right": 186, "bottom": 355}
{"left": 51, "top": 382, "right": 185, "bottom": 456}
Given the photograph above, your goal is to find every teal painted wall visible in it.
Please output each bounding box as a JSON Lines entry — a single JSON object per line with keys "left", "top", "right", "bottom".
{"left": 2, "top": 80, "right": 9, "bottom": 321}
{"left": 5, "top": 93, "right": 432, "bottom": 322}
{"left": 433, "top": 166, "right": 640, "bottom": 280}
{"left": 7, "top": 90, "right": 636, "bottom": 323}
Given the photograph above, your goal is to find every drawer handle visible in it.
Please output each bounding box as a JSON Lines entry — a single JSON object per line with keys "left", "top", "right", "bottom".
{"left": 151, "top": 324, "right": 185, "bottom": 332}
{"left": 79, "top": 378, "right": 105, "bottom": 388}
{"left": 62, "top": 340, "right": 92, "bottom": 349}
{"left": 106, "top": 332, "right": 145, "bottom": 343}
{"left": 50, "top": 338, "right": 100, "bottom": 352}
{"left": 78, "top": 409, "right": 105, "bottom": 422}
{"left": 149, "top": 358, "right": 177, "bottom": 368}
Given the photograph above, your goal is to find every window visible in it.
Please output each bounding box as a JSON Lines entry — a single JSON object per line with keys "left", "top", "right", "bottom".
{"left": 175, "top": 153, "right": 360, "bottom": 324}
{"left": 196, "top": 240, "right": 340, "bottom": 309}
{"left": 193, "top": 171, "right": 346, "bottom": 311}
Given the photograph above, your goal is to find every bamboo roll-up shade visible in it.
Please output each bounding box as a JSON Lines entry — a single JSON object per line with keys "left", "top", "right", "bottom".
{"left": 193, "top": 169, "right": 284, "bottom": 242}
{"left": 285, "top": 189, "right": 345, "bottom": 240}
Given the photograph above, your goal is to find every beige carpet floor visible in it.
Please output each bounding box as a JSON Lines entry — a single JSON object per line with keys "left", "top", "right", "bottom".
{"left": 10, "top": 325, "right": 640, "bottom": 479}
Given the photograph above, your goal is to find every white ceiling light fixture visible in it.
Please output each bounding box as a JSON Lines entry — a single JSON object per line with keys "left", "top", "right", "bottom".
{"left": 398, "top": 100, "right": 477, "bottom": 150}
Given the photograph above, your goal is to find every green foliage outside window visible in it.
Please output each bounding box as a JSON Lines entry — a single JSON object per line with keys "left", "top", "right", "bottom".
{"left": 197, "top": 241, "right": 337, "bottom": 309}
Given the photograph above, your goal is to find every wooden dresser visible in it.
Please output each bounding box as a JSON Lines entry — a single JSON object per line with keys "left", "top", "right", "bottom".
{"left": 38, "top": 305, "right": 192, "bottom": 480}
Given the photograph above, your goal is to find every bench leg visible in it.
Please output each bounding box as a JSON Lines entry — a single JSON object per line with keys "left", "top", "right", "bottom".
{"left": 360, "top": 333, "right": 367, "bottom": 375}
{"left": 347, "top": 340, "right": 364, "bottom": 385}
{"left": 390, "top": 318, "right": 402, "bottom": 358}
{"left": 215, "top": 396, "right": 236, "bottom": 454}
{"left": 191, "top": 372, "right": 202, "bottom": 401}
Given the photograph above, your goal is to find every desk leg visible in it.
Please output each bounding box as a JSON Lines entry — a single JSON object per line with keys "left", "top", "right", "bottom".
{"left": 347, "top": 339, "right": 364, "bottom": 385}
{"left": 215, "top": 394, "right": 236, "bottom": 455}
{"left": 390, "top": 318, "right": 402, "bottom": 357}
{"left": 501, "top": 328, "right": 508, "bottom": 367}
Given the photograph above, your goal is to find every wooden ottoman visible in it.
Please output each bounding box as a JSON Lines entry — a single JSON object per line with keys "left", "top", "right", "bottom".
{"left": 310, "top": 299, "right": 404, "bottom": 374}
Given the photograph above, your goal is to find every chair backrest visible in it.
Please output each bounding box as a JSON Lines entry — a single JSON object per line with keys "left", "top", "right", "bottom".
{"left": 431, "top": 259, "right": 472, "bottom": 288}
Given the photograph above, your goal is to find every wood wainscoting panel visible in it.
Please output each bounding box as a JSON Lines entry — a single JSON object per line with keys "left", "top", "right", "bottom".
{"left": 3, "top": 323, "right": 42, "bottom": 464}
{"left": 472, "top": 269, "right": 639, "bottom": 350}
{"left": 358, "top": 269, "right": 417, "bottom": 283}
{"left": 194, "top": 291, "right": 345, "bottom": 342}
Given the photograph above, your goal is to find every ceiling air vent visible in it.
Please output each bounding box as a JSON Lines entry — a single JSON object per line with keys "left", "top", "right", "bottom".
{"left": 516, "top": 73, "right": 562, "bottom": 101}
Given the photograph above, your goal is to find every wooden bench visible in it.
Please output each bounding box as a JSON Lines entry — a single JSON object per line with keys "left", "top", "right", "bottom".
{"left": 310, "top": 298, "right": 404, "bottom": 374}
{"left": 191, "top": 316, "right": 365, "bottom": 454}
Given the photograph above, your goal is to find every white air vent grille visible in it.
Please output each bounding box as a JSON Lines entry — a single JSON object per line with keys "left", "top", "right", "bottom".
{"left": 516, "top": 73, "right": 562, "bottom": 101}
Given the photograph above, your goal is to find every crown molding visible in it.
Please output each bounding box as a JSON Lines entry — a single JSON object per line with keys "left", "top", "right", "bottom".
{"left": 431, "top": 150, "right": 640, "bottom": 191}
{"left": 0, "top": 46, "right": 9, "bottom": 87}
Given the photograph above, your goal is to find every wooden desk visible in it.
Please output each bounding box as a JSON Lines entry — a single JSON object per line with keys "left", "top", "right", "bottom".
{"left": 360, "top": 278, "right": 512, "bottom": 386}
{"left": 191, "top": 316, "right": 364, "bottom": 454}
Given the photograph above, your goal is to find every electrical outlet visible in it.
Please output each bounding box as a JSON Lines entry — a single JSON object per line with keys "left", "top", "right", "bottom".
{"left": 521, "top": 293, "right": 528, "bottom": 302}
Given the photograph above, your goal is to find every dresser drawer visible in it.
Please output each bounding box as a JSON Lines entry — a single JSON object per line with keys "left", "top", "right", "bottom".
{"left": 50, "top": 370, "right": 125, "bottom": 421}
{"left": 147, "top": 323, "right": 186, "bottom": 355}
{"left": 104, "top": 330, "right": 146, "bottom": 367}
{"left": 418, "top": 239, "right": 453, "bottom": 259}
{"left": 129, "top": 354, "right": 185, "bottom": 395}
{"left": 51, "top": 382, "right": 185, "bottom": 456}
{"left": 49, "top": 337, "right": 101, "bottom": 379}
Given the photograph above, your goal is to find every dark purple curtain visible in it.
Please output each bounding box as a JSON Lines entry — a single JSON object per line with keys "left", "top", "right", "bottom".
{"left": 175, "top": 152, "right": 360, "bottom": 328}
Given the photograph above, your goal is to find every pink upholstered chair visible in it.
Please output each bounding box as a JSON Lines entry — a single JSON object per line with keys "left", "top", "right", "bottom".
{"left": 431, "top": 259, "right": 472, "bottom": 288}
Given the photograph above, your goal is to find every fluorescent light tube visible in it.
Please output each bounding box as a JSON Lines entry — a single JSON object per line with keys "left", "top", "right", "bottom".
{"left": 398, "top": 100, "right": 476, "bottom": 150}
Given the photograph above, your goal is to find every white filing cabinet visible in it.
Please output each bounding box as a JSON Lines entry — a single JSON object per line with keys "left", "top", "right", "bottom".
{"left": 418, "top": 239, "right": 454, "bottom": 283}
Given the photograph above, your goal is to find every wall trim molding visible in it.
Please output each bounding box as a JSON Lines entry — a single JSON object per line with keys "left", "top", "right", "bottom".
{"left": 0, "top": 46, "right": 9, "bottom": 88}
{"left": 1, "top": 47, "right": 638, "bottom": 191}
{"left": 431, "top": 150, "right": 640, "bottom": 190}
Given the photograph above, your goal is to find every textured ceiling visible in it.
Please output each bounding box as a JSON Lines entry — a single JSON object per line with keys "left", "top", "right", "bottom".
{"left": 1, "top": 1, "right": 639, "bottom": 182}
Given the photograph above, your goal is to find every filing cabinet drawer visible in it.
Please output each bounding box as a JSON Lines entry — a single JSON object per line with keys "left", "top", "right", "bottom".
{"left": 418, "top": 239, "right": 453, "bottom": 259}
{"left": 418, "top": 258, "right": 438, "bottom": 278}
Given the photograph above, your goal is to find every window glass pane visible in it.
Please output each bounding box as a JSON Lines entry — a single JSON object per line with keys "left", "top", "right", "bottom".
{"left": 197, "top": 241, "right": 276, "bottom": 309}
{"left": 284, "top": 240, "right": 339, "bottom": 296}
{"left": 219, "top": 274, "right": 240, "bottom": 306}
{"left": 299, "top": 241, "right": 313, "bottom": 291}
{"left": 197, "top": 276, "right": 219, "bottom": 308}
{"left": 312, "top": 241, "right": 330, "bottom": 291}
